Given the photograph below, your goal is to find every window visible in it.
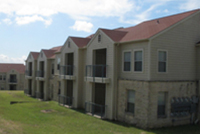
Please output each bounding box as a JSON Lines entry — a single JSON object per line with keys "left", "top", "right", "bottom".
{"left": 127, "top": 90, "right": 135, "bottom": 113}
{"left": 98, "top": 34, "right": 101, "bottom": 43}
{"left": 158, "top": 51, "right": 167, "bottom": 72}
{"left": 123, "top": 52, "right": 131, "bottom": 71}
{"left": 134, "top": 51, "right": 143, "bottom": 71}
{"left": 52, "top": 64, "right": 54, "bottom": 75}
{"left": 157, "top": 92, "right": 167, "bottom": 117}
{"left": 57, "top": 58, "right": 60, "bottom": 70}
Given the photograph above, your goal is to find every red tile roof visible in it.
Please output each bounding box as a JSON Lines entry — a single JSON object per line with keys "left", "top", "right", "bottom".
{"left": 50, "top": 46, "right": 62, "bottom": 53}
{"left": 100, "top": 29, "right": 127, "bottom": 42}
{"left": 42, "top": 49, "right": 57, "bottom": 59}
{"left": 0, "top": 63, "right": 25, "bottom": 74}
{"left": 86, "top": 34, "right": 94, "bottom": 39}
{"left": 30, "top": 52, "right": 39, "bottom": 60}
{"left": 102, "top": 9, "right": 200, "bottom": 43}
{"left": 40, "top": 46, "right": 62, "bottom": 59}
{"left": 70, "top": 37, "right": 91, "bottom": 48}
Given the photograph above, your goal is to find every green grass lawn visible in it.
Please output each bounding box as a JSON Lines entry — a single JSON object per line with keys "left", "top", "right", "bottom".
{"left": 0, "top": 91, "right": 199, "bottom": 134}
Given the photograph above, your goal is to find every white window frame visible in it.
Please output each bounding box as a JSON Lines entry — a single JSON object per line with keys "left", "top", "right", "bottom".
{"left": 133, "top": 49, "right": 144, "bottom": 73}
{"left": 122, "top": 50, "right": 132, "bottom": 72}
{"left": 157, "top": 49, "right": 168, "bottom": 73}
{"left": 157, "top": 91, "right": 167, "bottom": 118}
{"left": 126, "top": 90, "right": 135, "bottom": 114}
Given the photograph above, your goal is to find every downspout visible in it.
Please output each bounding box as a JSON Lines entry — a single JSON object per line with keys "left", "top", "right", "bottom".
{"left": 114, "top": 43, "right": 120, "bottom": 120}
{"left": 147, "top": 39, "right": 151, "bottom": 127}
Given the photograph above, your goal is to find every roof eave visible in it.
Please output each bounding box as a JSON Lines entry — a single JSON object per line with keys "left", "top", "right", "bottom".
{"left": 115, "top": 38, "right": 149, "bottom": 45}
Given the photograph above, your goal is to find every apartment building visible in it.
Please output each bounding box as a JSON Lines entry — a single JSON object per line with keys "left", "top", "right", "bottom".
{"left": 57, "top": 36, "right": 90, "bottom": 108}
{"left": 25, "top": 52, "right": 39, "bottom": 96}
{"left": 25, "top": 47, "right": 62, "bottom": 100}
{"left": 25, "top": 9, "right": 200, "bottom": 128}
{"left": 0, "top": 63, "right": 25, "bottom": 90}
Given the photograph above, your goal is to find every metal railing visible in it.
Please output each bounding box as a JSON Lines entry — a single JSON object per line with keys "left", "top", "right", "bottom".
{"left": 37, "top": 70, "right": 45, "bottom": 77}
{"left": 85, "top": 102, "right": 106, "bottom": 118}
{"left": 25, "top": 70, "right": 32, "bottom": 76}
{"left": 24, "top": 89, "right": 31, "bottom": 95}
{"left": 86, "top": 65, "right": 107, "bottom": 82}
{"left": 60, "top": 65, "right": 74, "bottom": 76}
{"left": 8, "top": 79, "right": 17, "bottom": 83}
{"left": 58, "top": 94, "right": 73, "bottom": 106}
{"left": 35, "top": 91, "right": 44, "bottom": 99}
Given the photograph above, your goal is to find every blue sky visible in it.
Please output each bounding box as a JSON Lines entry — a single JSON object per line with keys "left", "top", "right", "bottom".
{"left": 0, "top": 0, "right": 199, "bottom": 64}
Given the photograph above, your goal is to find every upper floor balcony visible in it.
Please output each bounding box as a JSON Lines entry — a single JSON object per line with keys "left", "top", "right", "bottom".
{"left": 59, "top": 65, "right": 75, "bottom": 80}
{"left": 85, "top": 65, "right": 110, "bottom": 83}
{"left": 8, "top": 79, "right": 17, "bottom": 84}
{"left": 25, "top": 70, "right": 33, "bottom": 79}
{"left": 36, "top": 70, "right": 45, "bottom": 80}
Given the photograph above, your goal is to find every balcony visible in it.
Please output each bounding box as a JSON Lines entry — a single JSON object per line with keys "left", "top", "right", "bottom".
{"left": 24, "top": 89, "right": 31, "bottom": 95}
{"left": 85, "top": 102, "right": 107, "bottom": 118}
{"left": 59, "top": 65, "right": 75, "bottom": 80}
{"left": 35, "top": 91, "right": 44, "bottom": 99}
{"left": 25, "top": 70, "right": 33, "bottom": 79}
{"left": 36, "top": 70, "right": 45, "bottom": 80}
{"left": 58, "top": 95, "right": 73, "bottom": 107}
{"left": 8, "top": 79, "right": 17, "bottom": 84}
{"left": 85, "top": 65, "right": 110, "bottom": 83}
{"left": 25, "top": 70, "right": 32, "bottom": 76}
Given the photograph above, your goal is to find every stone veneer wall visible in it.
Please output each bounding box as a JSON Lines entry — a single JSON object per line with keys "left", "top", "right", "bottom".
{"left": 117, "top": 79, "right": 197, "bottom": 128}
{"left": 49, "top": 75, "right": 60, "bottom": 101}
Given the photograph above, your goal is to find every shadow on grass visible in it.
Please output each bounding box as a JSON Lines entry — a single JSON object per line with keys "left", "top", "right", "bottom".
{"left": 68, "top": 105, "right": 200, "bottom": 134}
{"left": 10, "top": 101, "right": 42, "bottom": 105}
{"left": 147, "top": 124, "right": 200, "bottom": 134}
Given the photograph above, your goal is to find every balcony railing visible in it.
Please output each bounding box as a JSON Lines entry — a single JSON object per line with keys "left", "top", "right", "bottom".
{"left": 25, "top": 70, "right": 32, "bottom": 76}
{"left": 35, "top": 91, "right": 44, "bottom": 99}
{"left": 85, "top": 102, "right": 106, "bottom": 118}
{"left": 8, "top": 79, "right": 17, "bottom": 83}
{"left": 60, "top": 65, "right": 74, "bottom": 76}
{"left": 58, "top": 95, "right": 73, "bottom": 106}
{"left": 37, "top": 70, "right": 45, "bottom": 77}
{"left": 86, "top": 65, "right": 107, "bottom": 78}
{"left": 24, "top": 89, "right": 31, "bottom": 95}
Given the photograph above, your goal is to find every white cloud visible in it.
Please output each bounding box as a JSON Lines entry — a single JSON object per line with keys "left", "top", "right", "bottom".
{"left": 71, "top": 21, "right": 93, "bottom": 33}
{"left": 2, "top": 18, "right": 12, "bottom": 25}
{"left": 0, "top": 54, "right": 26, "bottom": 64}
{"left": 180, "top": 0, "right": 200, "bottom": 10}
{"left": 15, "top": 15, "right": 52, "bottom": 26}
{"left": 0, "top": 0, "right": 133, "bottom": 25}
{"left": 120, "top": 3, "right": 161, "bottom": 25}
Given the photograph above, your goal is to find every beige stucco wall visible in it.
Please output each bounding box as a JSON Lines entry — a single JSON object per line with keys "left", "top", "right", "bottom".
{"left": 117, "top": 41, "right": 149, "bottom": 80}
{"left": 150, "top": 11, "right": 200, "bottom": 81}
{"left": 78, "top": 49, "right": 87, "bottom": 108}
{"left": 25, "top": 53, "right": 38, "bottom": 96}
{"left": 60, "top": 38, "right": 79, "bottom": 108}
{"left": 85, "top": 29, "right": 117, "bottom": 119}
{"left": 49, "top": 75, "right": 60, "bottom": 101}
{"left": 36, "top": 51, "right": 49, "bottom": 100}
{"left": 117, "top": 79, "right": 197, "bottom": 128}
